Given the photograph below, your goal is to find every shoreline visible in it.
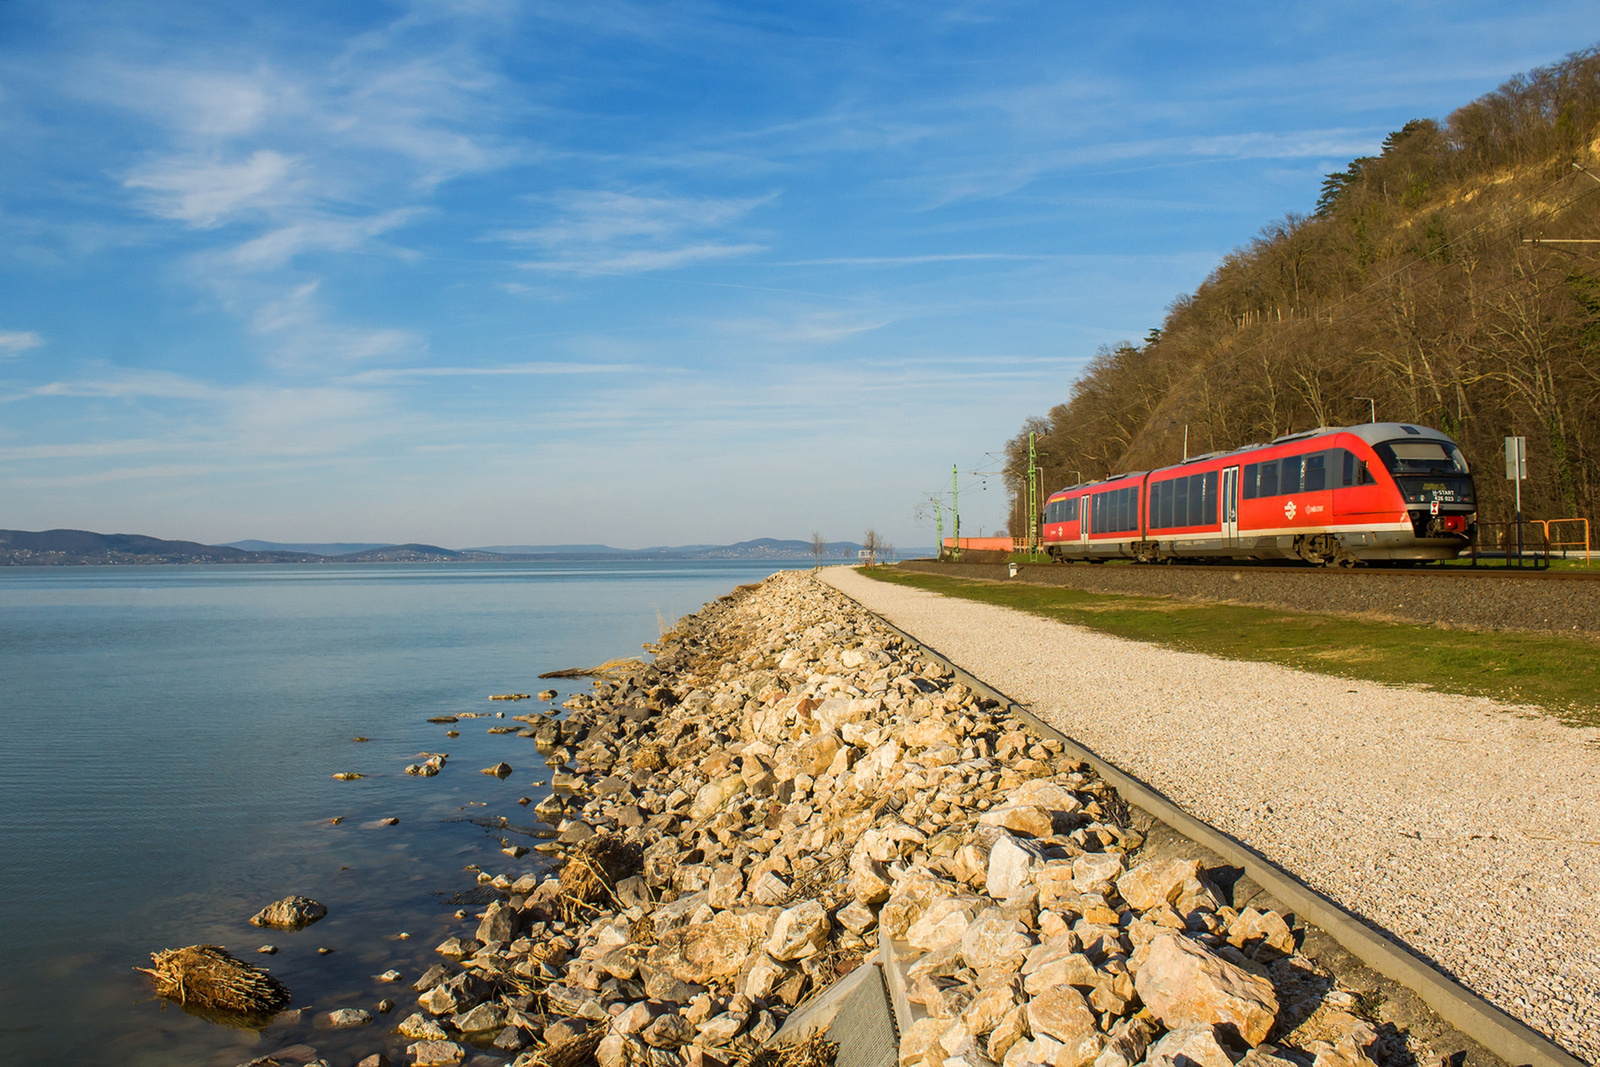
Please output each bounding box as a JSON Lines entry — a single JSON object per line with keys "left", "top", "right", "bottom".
{"left": 262, "top": 570, "right": 1509, "bottom": 1067}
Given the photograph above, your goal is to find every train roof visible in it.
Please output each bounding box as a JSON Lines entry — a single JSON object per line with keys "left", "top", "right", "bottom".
{"left": 1046, "top": 471, "right": 1145, "bottom": 498}
{"left": 1149, "top": 422, "right": 1459, "bottom": 473}
{"left": 1046, "top": 423, "right": 1460, "bottom": 497}
{"left": 1334, "top": 422, "right": 1458, "bottom": 446}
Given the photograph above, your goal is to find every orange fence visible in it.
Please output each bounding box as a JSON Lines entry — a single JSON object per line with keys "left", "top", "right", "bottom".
{"left": 1536, "top": 518, "right": 1592, "bottom": 563}
{"left": 942, "top": 537, "right": 1015, "bottom": 552}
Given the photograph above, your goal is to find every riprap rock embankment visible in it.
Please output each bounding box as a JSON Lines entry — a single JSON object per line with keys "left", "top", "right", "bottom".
{"left": 411, "top": 572, "right": 1400, "bottom": 1067}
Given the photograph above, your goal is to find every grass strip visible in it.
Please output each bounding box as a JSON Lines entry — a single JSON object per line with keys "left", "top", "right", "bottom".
{"left": 859, "top": 566, "right": 1600, "bottom": 727}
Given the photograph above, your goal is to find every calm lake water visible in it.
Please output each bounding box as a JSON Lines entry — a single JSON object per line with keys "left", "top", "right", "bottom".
{"left": 0, "top": 560, "right": 814, "bottom": 1066}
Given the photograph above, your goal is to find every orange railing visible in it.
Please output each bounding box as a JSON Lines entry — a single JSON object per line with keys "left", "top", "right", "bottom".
{"left": 1535, "top": 518, "right": 1592, "bottom": 564}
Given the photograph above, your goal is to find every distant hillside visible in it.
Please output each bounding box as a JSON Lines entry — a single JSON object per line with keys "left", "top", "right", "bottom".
{"left": 0, "top": 530, "right": 909, "bottom": 566}
{"left": 334, "top": 543, "right": 499, "bottom": 562}
{"left": 476, "top": 538, "right": 871, "bottom": 560}
{"left": 1005, "top": 44, "right": 1600, "bottom": 530}
{"left": 470, "top": 543, "right": 625, "bottom": 555}
{"left": 0, "top": 529, "right": 317, "bottom": 566}
{"left": 224, "top": 540, "right": 395, "bottom": 555}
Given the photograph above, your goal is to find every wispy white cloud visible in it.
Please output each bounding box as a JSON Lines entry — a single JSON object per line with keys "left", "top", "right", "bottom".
{"left": 714, "top": 310, "right": 894, "bottom": 345}
{"left": 225, "top": 208, "right": 424, "bottom": 271}
{"left": 124, "top": 149, "right": 300, "bottom": 227}
{"left": 783, "top": 253, "right": 1052, "bottom": 267}
{"left": 346, "top": 361, "right": 641, "bottom": 383}
{"left": 500, "top": 190, "right": 771, "bottom": 274}
{"left": 521, "top": 242, "right": 765, "bottom": 274}
{"left": 0, "top": 331, "right": 45, "bottom": 358}
{"left": 31, "top": 368, "right": 216, "bottom": 400}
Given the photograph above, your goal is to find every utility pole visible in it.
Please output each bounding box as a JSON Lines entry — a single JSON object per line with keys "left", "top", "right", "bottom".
{"left": 1026, "top": 433, "right": 1038, "bottom": 553}
{"left": 951, "top": 464, "right": 961, "bottom": 561}
{"left": 935, "top": 502, "right": 944, "bottom": 562}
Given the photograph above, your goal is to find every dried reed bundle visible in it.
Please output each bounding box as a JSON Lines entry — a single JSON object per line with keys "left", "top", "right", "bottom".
{"left": 522, "top": 1025, "right": 604, "bottom": 1067}
{"left": 558, "top": 834, "right": 641, "bottom": 908}
{"left": 137, "top": 945, "right": 291, "bottom": 1014}
{"left": 626, "top": 915, "right": 657, "bottom": 945}
{"left": 630, "top": 744, "right": 666, "bottom": 772}
{"left": 741, "top": 1032, "right": 839, "bottom": 1067}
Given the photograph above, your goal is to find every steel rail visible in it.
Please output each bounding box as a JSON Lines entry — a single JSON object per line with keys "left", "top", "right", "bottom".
{"left": 1001, "top": 560, "right": 1600, "bottom": 581}
{"left": 831, "top": 586, "right": 1586, "bottom": 1067}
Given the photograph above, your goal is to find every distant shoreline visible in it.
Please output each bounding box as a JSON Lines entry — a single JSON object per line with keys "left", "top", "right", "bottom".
{"left": 0, "top": 528, "right": 912, "bottom": 567}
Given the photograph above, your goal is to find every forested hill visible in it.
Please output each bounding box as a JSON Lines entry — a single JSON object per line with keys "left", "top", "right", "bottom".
{"left": 0, "top": 529, "right": 318, "bottom": 565}
{"left": 1007, "top": 45, "right": 1600, "bottom": 529}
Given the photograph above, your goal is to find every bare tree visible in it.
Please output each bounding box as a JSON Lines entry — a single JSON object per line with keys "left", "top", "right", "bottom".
{"left": 861, "top": 529, "right": 881, "bottom": 567}
{"left": 810, "top": 530, "right": 827, "bottom": 571}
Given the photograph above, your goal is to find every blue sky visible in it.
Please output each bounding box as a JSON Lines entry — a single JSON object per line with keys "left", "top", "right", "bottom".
{"left": 1, "top": 2, "right": 1593, "bottom": 549}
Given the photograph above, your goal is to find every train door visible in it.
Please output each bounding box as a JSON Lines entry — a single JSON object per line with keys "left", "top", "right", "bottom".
{"left": 1221, "top": 467, "right": 1239, "bottom": 545}
{"left": 1079, "top": 496, "right": 1090, "bottom": 548}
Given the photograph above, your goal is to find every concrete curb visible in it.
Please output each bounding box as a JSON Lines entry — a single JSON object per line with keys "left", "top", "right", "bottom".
{"left": 832, "top": 582, "right": 1586, "bottom": 1067}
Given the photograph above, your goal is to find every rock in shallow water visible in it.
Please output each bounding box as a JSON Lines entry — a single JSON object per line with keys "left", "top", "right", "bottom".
{"left": 406, "top": 1039, "right": 464, "bottom": 1066}
{"left": 250, "top": 895, "right": 327, "bottom": 930}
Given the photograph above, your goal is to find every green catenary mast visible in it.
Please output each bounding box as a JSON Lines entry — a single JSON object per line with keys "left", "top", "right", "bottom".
{"left": 951, "top": 464, "right": 960, "bottom": 560}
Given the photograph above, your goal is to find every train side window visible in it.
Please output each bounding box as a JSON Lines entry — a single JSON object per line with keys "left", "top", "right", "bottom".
{"left": 1172, "top": 477, "right": 1187, "bottom": 527}
{"left": 1242, "top": 463, "right": 1258, "bottom": 499}
{"left": 1339, "top": 449, "right": 1374, "bottom": 486}
{"left": 1067, "top": 498, "right": 1078, "bottom": 522}
{"left": 1259, "top": 460, "right": 1279, "bottom": 497}
{"left": 1305, "top": 452, "right": 1326, "bottom": 491}
{"left": 1201, "top": 471, "right": 1217, "bottom": 524}
{"left": 1129, "top": 487, "right": 1139, "bottom": 531}
{"left": 1091, "top": 495, "right": 1101, "bottom": 534}
{"left": 1284, "top": 455, "right": 1304, "bottom": 494}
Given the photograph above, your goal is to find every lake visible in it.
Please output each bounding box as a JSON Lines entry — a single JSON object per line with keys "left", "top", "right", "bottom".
{"left": 0, "top": 560, "right": 815, "bottom": 1066}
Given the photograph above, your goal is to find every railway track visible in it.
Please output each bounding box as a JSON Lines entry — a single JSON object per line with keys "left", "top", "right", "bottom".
{"left": 1115, "top": 560, "right": 1600, "bottom": 580}
{"left": 903, "top": 559, "right": 1600, "bottom": 634}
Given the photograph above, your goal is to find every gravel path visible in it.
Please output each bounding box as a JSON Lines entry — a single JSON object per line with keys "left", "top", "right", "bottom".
{"left": 822, "top": 566, "right": 1600, "bottom": 1064}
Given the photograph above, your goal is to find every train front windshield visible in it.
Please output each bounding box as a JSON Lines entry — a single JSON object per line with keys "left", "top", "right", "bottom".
{"left": 1373, "top": 440, "right": 1475, "bottom": 505}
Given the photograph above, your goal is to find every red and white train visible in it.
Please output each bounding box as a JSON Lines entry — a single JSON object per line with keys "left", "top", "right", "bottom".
{"left": 1040, "top": 423, "right": 1476, "bottom": 565}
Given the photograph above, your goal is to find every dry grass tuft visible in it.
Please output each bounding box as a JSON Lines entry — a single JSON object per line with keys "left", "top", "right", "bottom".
{"left": 631, "top": 744, "right": 666, "bottom": 772}
{"left": 558, "top": 834, "right": 642, "bottom": 917}
{"left": 523, "top": 1025, "right": 605, "bottom": 1067}
{"left": 741, "top": 1032, "right": 839, "bottom": 1067}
